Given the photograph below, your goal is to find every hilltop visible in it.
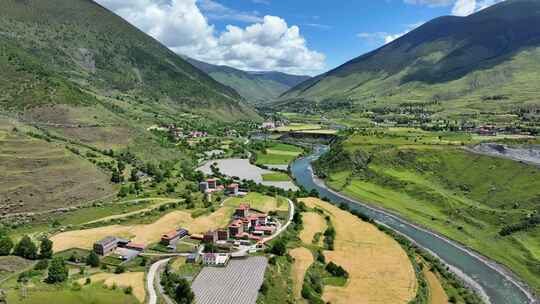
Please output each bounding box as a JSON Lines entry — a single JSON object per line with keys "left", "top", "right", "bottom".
{"left": 280, "top": 0, "right": 540, "bottom": 124}
{"left": 186, "top": 57, "right": 310, "bottom": 104}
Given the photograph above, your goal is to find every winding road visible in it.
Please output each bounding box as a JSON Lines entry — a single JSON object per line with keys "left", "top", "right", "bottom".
{"left": 147, "top": 258, "right": 171, "bottom": 304}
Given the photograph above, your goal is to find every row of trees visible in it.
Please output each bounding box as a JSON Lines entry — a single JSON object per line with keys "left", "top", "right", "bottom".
{"left": 0, "top": 231, "right": 52, "bottom": 260}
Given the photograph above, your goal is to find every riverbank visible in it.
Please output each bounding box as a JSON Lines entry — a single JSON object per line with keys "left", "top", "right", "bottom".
{"left": 311, "top": 170, "right": 538, "bottom": 304}
{"left": 290, "top": 147, "right": 538, "bottom": 304}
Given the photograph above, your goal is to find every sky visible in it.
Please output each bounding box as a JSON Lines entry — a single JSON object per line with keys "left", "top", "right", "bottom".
{"left": 95, "top": 0, "right": 506, "bottom": 75}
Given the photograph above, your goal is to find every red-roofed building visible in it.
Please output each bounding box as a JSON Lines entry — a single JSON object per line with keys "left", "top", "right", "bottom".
{"left": 125, "top": 242, "right": 146, "bottom": 252}
{"left": 235, "top": 203, "right": 250, "bottom": 217}
{"left": 207, "top": 179, "right": 218, "bottom": 189}
{"left": 226, "top": 183, "right": 239, "bottom": 196}
{"left": 255, "top": 226, "right": 275, "bottom": 236}
{"left": 161, "top": 228, "right": 188, "bottom": 245}
{"left": 228, "top": 220, "right": 243, "bottom": 237}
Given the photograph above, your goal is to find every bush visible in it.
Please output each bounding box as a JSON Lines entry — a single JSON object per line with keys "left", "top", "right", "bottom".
{"left": 39, "top": 238, "right": 53, "bottom": 259}
{"left": 86, "top": 251, "right": 100, "bottom": 267}
{"left": 114, "top": 265, "right": 126, "bottom": 274}
{"left": 0, "top": 231, "right": 14, "bottom": 256}
{"left": 124, "top": 286, "right": 133, "bottom": 294}
{"left": 34, "top": 259, "right": 49, "bottom": 270}
{"left": 325, "top": 262, "right": 349, "bottom": 278}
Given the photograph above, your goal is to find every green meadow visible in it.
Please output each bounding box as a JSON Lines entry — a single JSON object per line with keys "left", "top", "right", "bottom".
{"left": 314, "top": 128, "right": 540, "bottom": 292}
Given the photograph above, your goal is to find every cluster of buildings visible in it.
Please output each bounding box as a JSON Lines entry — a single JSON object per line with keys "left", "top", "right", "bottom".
{"left": 93, "top": 236, "right": 146, "bottom": 262}
{"left": 199, "top": 178, "right": 242, "bottom": 197}
{"left": 93, "top": 228, "right": 190, "bottom": 262}
{"left": 160, "top": 124, "right": 209, "bottom": 141}
{"left": 260, "top": 120, "right": 288, "bottom": 129}
{"left": 201, "top": 203, "right": 276, "bottom": 246}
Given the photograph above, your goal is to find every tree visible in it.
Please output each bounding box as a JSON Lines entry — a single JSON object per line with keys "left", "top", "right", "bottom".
{"left": 270, "top": 239, "right": 287, "bottom": 256}
{"left": 174, "top": 278, "right": 194, "bottom": 304}
{"left": 111, "top": 170, "right": 122, "bottom": 183}
{"left": 0, "top": 232, "right": 14, "bottom": 256}
{"left": 86, "top": 251, "right": 100, "bottom": 267}
{"left": 46, "top": 257, "right": 68, "bottom": 283}
{"left": 39, "top": 238, "right": 53, "bottom": 259}
{"left": 14, "top": 235, "right": 38, "bottom": 260}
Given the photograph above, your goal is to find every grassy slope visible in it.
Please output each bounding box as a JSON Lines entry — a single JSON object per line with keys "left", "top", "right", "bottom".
{"left": 0, "top": 0, "right": 258, "bottom": 121}
{"left": 280, "top": 0, "right": 540, "bottom": 119}
{"left": 315, "top": 129, "right": 540, "bottom": 292}
{"left": 0, "top": 119, "right": 116, "bottom": 213}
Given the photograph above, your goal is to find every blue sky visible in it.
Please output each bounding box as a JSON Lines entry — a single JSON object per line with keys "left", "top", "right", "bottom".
{"left": 206, "top": 0, "right": 455, "bottom": 71}
{"left": 97, "top": 0, "right": 504, "bottom": 75}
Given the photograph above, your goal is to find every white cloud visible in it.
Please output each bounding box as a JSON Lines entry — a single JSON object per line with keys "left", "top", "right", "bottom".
{"left": 404, "top": 0, "right": 506, "bottom": 16}
{"left": 357, "top": 22, "right": 424, "bottom": 46}
{"left": 95, "top": 0, "right": 325, "bottom": 75}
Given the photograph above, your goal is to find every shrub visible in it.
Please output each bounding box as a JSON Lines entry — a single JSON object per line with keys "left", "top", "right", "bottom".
{"left": 34, "top": 259, "right": 49, "bottom": 270}
{"left": 46, "top": 257, "right": 68, "bottom": 283}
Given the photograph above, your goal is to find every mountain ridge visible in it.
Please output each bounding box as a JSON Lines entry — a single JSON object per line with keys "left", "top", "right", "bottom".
{"left": 280, "top": 0, "right": 540, "bottom": 120}
{"left": 185, "top": 57, "right": 310, "bottom": 104}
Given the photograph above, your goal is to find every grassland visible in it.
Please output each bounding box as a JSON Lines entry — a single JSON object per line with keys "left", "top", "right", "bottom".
{"left": 315, "top": 128, "right": 540, "bottom": 292}
{"left": 301, "top": 198, "right": 417, "bottom": 304}
{"left": 79, "top": 272, "right": 146, "bottom": 303}
{"left": 5, "top": 282, "right": 139, "bottom": 304}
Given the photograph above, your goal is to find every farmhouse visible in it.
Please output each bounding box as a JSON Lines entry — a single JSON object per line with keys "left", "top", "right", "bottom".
{"left": 228, "top": 220, "right": 243, "bottom": 237}
{"left": 225, "top": 183, "right": 239, "bottom": 196}
{"left": 234, "top": 204, "right": 250, "bottom": 218}
{"left": 94, "top": 236, "right": 119, "bottom": 256}
{"left": 161, "top": 228, "right": 189, "bottom": 246}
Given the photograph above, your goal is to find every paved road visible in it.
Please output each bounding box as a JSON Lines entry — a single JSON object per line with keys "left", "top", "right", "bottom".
{"left": 261, "top": 198, "right": 294, "bottom": 244}
{"left": 147, "top": 258, "right": 170, "bottom": 304}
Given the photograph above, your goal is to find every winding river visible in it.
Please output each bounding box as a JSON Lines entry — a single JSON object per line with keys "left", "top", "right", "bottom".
{"left": 290, "top": 145, "right": 536, "bottom": 304}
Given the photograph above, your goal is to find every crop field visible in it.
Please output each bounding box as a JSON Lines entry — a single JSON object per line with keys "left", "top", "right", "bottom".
{"left": 299, "top": 212, "right": 326, "bottom": 245}
{"left": 289, "top": 247, "right": 313, "bottom": 301}
{"left": 271, "top": 123, "right": 322, "bottom": 132}
{"left": 301, "top": 198, "right": 417, "bottom": 304}
{"left": 423, "top": 270, "right": 448, "bottom": 304}
{"left": 78, "top": 272, "right": 145, "bottom": 302}
{"left": 256, "top": 143, "right": 303, "bottom": 165}
{"left": 192, "top": 257, "right": 268, "bottom": 304}
{"left": 224, "top": 192, "right": 288, "bottom": 213}
{"left": 51, "top": 206, "right": 234, "bottom": 252}
{"left": 261, "top": 172, "right": 290, "bottom": 182}
{"left": 0, "top": 119, "right": 116, "bottom": 213}
{"left": 317, "top": 129, "right": 540, "bottom": 291}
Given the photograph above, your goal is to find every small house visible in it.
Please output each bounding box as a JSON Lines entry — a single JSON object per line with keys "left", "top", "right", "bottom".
{"left": 94, "top": 236, "right": 119, "bottom": 256}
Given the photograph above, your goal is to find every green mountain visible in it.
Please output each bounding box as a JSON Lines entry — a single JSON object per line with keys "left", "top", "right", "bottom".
{"left": 0, "top": 0, "right": 258, "bottom": 121}
{"left": 0, "top": 0, "right": 260, "bottom": 213}
{"left": 280, "top": 0, "right": 540, "bottom": 121}
{"left": 186, "top": 57, "right": 310, "bottom": 104}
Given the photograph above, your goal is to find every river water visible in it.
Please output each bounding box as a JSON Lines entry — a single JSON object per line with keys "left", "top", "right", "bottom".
{"left": 290, "top": 145, "right": 535, "bottom": 304}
